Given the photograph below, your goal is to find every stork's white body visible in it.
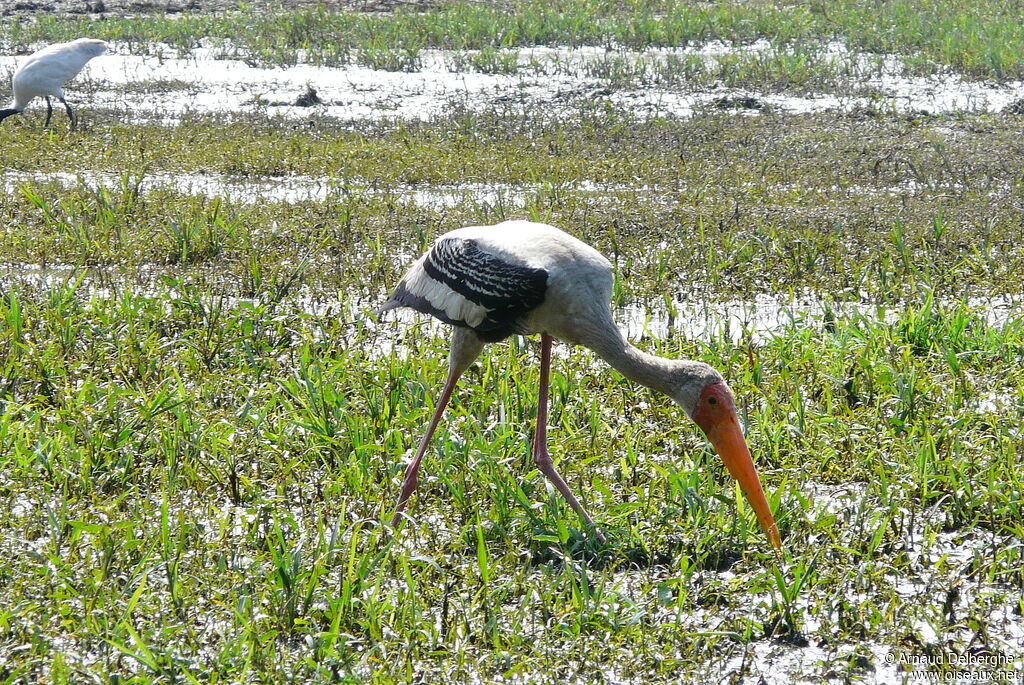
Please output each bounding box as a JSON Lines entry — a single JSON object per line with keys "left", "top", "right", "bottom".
{"left": 1, "top": 39, "right": 107, "bottom": 127}
{"left": 394, "top": 221, "right": 615, "bottom": 346}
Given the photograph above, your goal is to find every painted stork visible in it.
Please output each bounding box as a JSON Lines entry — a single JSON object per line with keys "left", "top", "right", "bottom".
{"left": 381, "top": 220, "right": 781, "bottom": 548}
{"left": 0, "top": 39, "right": 108, "bottom": 130}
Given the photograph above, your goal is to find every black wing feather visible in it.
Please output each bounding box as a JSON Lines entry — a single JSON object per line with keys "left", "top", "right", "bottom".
{"left": 383, "top": 237, "right": 548, "bottom": 342}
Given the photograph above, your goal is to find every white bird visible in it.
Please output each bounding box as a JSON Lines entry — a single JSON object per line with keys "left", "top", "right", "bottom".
{"left": 0, "top": 39, "right": 108, "bottom": 130}
{"left": 382, "top": 220, "right": 781, "bottom": 547}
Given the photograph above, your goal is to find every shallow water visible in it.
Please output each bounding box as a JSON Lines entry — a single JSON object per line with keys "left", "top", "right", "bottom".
{"left": 3, "top": 257, "right": 1017, "bottom": 360}
{"left": 618, "top": 294, "right": 856, "bottom": 343}
{"left": 0, "top": 168, "right": 541, "bottom": 208}
{"left": 717, "top": 478, "right": 1024, "bottom": 683}
{"left": 3, "top": 40, "right": 1023, "bottom": 123}
{"left": 2, "top": 167, "right": 994, "bottom": 219}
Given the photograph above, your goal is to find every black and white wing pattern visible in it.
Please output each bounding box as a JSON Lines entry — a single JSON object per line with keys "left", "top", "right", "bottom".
{"left": 382, "top": 236, "right": 548, "bottom": 342}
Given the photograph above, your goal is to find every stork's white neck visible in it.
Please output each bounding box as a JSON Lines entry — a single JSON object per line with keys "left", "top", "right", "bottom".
{"left": 590, "top": 335, "right": 677, "bottom": 395}
{"left": 579, "top": 322, "right": 719, "bottom": 416}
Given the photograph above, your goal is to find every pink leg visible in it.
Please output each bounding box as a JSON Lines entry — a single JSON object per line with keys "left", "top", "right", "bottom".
{"left": 533, "top": 334, "right": 606, "bottom": 543}
{"left": 390, "top": 370, "right": 461, "bottom": 527}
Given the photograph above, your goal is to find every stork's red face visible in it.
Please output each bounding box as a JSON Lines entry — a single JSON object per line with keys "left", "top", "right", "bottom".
{"left": 692, "top": 382, "right": 781, "bottom": 549}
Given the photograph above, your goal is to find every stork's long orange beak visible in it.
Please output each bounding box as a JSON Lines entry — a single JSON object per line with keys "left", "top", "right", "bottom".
{"left": 693, "top": 382, "right": 781, "bottom": 549}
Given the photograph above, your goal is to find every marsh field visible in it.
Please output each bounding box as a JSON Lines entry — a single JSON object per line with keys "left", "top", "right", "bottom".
{"left": 1, "top": 1, "right": 1023, "bottom": 682}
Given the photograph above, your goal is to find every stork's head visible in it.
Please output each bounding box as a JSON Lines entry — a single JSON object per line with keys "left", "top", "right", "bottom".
{"left": 670, "top": 363, "right": 781, "bottom": 549}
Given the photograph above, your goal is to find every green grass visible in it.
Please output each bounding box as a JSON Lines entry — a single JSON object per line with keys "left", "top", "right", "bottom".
{"left": 1, "top": 109, "right": 1023, "bottom": 301}
{"left": 1, "top": 272, "right": 1022, "bottom": 682}
{"left": 2, "top": 0, "right": 1024, "bottom": 79}
{"left": 2, "top": 1, "right": 1024, "bottom": 682}
{"left": 2, "top": 109, "right": 1023, "bottom": 679}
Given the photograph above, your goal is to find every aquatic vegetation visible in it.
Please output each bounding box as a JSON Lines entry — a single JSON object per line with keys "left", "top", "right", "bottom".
{"left": 1, "top": 1, "right": 1023, "bottom": 683}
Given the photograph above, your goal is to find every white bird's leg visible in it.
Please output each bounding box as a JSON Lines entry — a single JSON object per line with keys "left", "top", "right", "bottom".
{"left": 59, "top": 97, "right": 76, "bottom": 131}
{"left": 44, "top": 97, "right": 53, "bottom": 127}
{"left": 533, "top": 334, "right": 606, "bottom": 543}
